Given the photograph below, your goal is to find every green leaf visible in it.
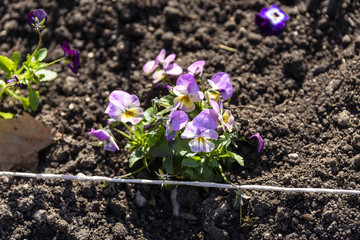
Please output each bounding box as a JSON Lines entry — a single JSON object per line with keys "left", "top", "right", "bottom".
{"left": 164, "top": 157, "right": 174, "bottom": 174}
{"left": 227, "top": 150, "right": 244, "bottom": 166}
{"left": 36, "top": 69, "right": 58, "bottom": 82}
{"left": 11, "top": 52, "right": 21, "bottom": 69}
{"left": 0, "top": 112, "right": 14, "bottom": 119}
{"left": 35, "top": 48, "right": 48, "bottom": 62}
{"left": 29, "top": 89, "right": 40, "bottom": 111}
{"left": 134, "top": 124, "right": 144, "bottom": 140}
{"left": 148, "top": 125, "right": 165, "bottom": 148}
{"left": 169, "top": 138, "right": 196, "bottom": 157}
{"left": 183, "top": 169, "right": 195, "bottom": 179}
{"left": 209, "top": 157, "right": 219, "bottom": 168}
{"left": 129, "top": 149, "right": 145, "bottom": 167}
{"left": 159, "top": 95, "right": 174, "bottom": 108}
{"left": 214, "top": 134, "right": 231, "bottom": 151}
{"left": 182, "top": 156, "right": 202, "bottom": 168}
{"left": 19, "top": 97, "right": 30, "bottom": 110}
{"left": 149, "top": 136, "right": 173, "bottom": 157}
{"left": 143, "top": 107, "right": 154, "bottom": 121}
{"left": 0, "top": 55, "right": 15, "bottom": 74}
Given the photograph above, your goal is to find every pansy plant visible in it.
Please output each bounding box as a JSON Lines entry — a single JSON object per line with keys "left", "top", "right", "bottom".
{"left": 91, "top": 59, "right": 263, "bottom": 183}
{"left": 0, "top": 9, "right": 80, "bottom": 118}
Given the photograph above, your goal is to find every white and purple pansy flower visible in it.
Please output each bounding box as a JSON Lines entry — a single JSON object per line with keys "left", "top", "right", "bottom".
{"left": 207, "top": 72, "right": 233, "bottom": 101}
{"left": 143, "top": 49, "right": 183, "bottom": 83}
{"left": 187, "top": 60, "right": 205, "bottom": 78}
{"left": 166, "top": 110, "right": 188, "bottom": 141}
{"left": 88, "top": 128, "right": 119, "bottom": 152}
{"left": 181, "top": 109, "right": 219, "bottom": 153}
{"left": 209, "top": 99, "right": 234, "bottom": 132}
{"left": 105, "top": 90, "right": 144, "bottom": 125}
{"left": 255, "top": 4, "right": 289, "bottom": 35}
{"left": 173, "top": 74, "right": 204, "bottom": 112}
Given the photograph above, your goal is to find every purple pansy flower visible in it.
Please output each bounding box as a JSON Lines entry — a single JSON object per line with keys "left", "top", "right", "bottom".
{"left": 143, "top": 49, "right": 183, "bottom": 83}
{"left": 173, "top": 74, "right": 204, "bottom": 112}
{"left": 27, "top": 9, "right": 47, "bottom": 30}
{"left": 207, "top": 72, "right": 233, "bottom": 101}
{"left": 88, "top": 128, "right": 119, "bottom": 152}
{"left": 7, "top": 75, "right": 22, "bottom": 89}
{"left": 248, "top": 133, "right": 264, "bottom": 152}
{"left": 60, "top": 41, "right": 80, "bottom": 74}
{"left": 166, "top": 110, "right": 188, "bottom": 141}
{"left": 209, "top": 99, "right": 234, "bottom": 132}
{"left": 187, "top": 60, "right": 205, "bottom": 78}
{"left": 181, "top": 110, "right": 219, "bottom": 153}
{"left": 255, "top": 4, "right": 289, "bottom": 35}
{"left": 105, "top": 90, "right": 144, "bottom": 125}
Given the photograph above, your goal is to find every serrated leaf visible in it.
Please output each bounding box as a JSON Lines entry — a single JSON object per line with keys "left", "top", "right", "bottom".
{"left": 148, "top": 125, "right": 165, "bottom": 148}
{"left": 182, "top": 156, "right": 202, "bottom": 168}
{"left": 0, "top": 55, "right": 15, "bottom": 74}
{"left": 227, "top": 150, "right": 244, "bottom": 166}
{"left": 143, "top": 107, "right": 154, "bottom": 121}
{"left": 0, "top": 112, "right": 14, "bottom": 119}
{"left": 35, "top": 48, "right": 48, "bottom": 62}
{"left": 129, "top": 149, "right": 145, "bottom": 167}
{"left": 29, "top": 89, "right": 40, "bottom": 111}
{"left": 11, "top": 52, "right": 21, "bottom": 69}
{"left": 36, "top": 69, "right": 57, "bottom": 82}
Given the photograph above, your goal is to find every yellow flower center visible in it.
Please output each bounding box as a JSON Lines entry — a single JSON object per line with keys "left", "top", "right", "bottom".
{"left": 180, "top": 95, "right": 191, "bottom": 104}
{"left": 125, "top": 109, "right": 136, "bottom": 118}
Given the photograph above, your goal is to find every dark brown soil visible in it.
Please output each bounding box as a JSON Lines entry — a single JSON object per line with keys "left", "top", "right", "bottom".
{"left": 1, "top": 0, "right": 360, "bottom": 239}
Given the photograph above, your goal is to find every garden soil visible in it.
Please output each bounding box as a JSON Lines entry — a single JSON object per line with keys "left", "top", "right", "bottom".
{"left": 1, "top": 0, "right": 360, "bottom": 239}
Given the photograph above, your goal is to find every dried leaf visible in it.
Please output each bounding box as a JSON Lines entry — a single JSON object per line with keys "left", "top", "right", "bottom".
{"left": 0, "top": 113, "right": 60, "bottom": 171}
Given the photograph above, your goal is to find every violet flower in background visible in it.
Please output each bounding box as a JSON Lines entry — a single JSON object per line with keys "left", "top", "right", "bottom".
{"left": 181, "top": 110, "right": 219, "bottom": 153}
{"left": 27, "top": 9, "right": 47, "bottom": 30}
{"left": 166, "top": 110, "right": 188, "bottom": 141}
{"left": 88, "top": 128, "right": 119, "bottom": 152}
{"left": 255, "top": 4, "right": 289, "bottom": 35}
{"left": 60, "top": 41, "right": 80, "bottom": 74}
{"left": 143, "top": 49, "right": 183, "bottom": 83}
{"left": 207, "top": 72, "right": 233, "bottom": 101}
{"left": 7, "top": 75, "right": 22, "bottom": 89}
{"left": 248, "top": 133, "right": 264, "bottom": 152}
{"left": 187, "top": 60, "right": 205, "bottom": 79}
{"left": 173, "top": 74, "right": 204, "bottom": 112}
{"left": 209, "top": 99, "right": 234, "bottom": 132}
{"left": 105, "top": 90, "right": 144, "bottom": 125}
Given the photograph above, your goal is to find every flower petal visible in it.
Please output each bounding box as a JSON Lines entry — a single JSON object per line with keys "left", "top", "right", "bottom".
{"left": 163, "top": 53, "right": 176, "bottom": 67}
{"left": 156, "top": 49, "right": 166, "bottom": 63}
{"left": 174, "top": 95, "right": 195, "bottom": 112}
{"left": 209, "top": 99, "right": 220, "bottom": 114}
{"left": 169, "top": 110, "right": 188, "bottom": 131}
{"left": 143, "top": 60, "right": 158, "bottom": 74}
{"left": 104, "top": 136, "right": 120, "bottom": 151}
{"left": 88, "top": 128, "right": 110, "bottom": 141}
{"left": 200, "top": 129, "right": 218, "bottom": 140}
{"left": 223, "top": 110, "right": 234, "bottom": 132}
{"left": 211, "top": 72, "right": 230, "bottom": 84}
{"left": 181, "top": 121, "right": 199, "bottom": 139}
{"left": 152, "top": 69, "right": 165, "bottom": 83}
{"left": 188, "top": 91, "right": 204, "bottom": 103}
{"left": 193, "top": 109, "right": 219, "bottom": 130}
{"left": 189, "top": 137, "right": 215, "bottom": 153}
{"left": 109, "top": 90, "right": 130, "bottom": 110}
{"left": 165, "top": 63, "right": 183, "bottom": 76}
{"left": 108, "top": 104, "right": 124, "bottom": 121}
{"left": 248, "top": 133, "right": 264, "bottom": 152}
{"left": 187, "top": 60, "right": 205, "bottom": 76}
{"left": 176, "top": 74, "right": 200, "bottom": 94}
{"left": 173, "top": 85, "right": 189, "bottom": 96}
{"left": 217, "top": 81, "right": 233, "bottom": 101}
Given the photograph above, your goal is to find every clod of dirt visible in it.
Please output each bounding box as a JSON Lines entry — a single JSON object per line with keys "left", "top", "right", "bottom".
{"left": 135, "top": 190, "right": 147, "bottom": 207}
{"left": 282, "top": 50, "right": 308, "bottom": 81}
{"left": 352, "top": 154, "right": 360, "bottom": 170}
{"left": 337, "top": 110, "right": 351, "bottom": 127}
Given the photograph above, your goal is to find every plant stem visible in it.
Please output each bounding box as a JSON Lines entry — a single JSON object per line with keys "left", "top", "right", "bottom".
{"left": 112, "top": 128, "right": 134, "bottom": 140}
{"left": 124, "top": 122, "right": 136, "bottom": 136}
{"left": 115, "top": 158, "right": 156, "bottom": 178}
{"left": 218, "top": 163, "right": 231, "bottom": 184}
{"left": 35, "top": 57, "right": 65, "bottom": 71}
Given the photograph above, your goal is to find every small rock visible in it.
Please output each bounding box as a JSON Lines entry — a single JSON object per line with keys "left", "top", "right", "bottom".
{"left": 164, "top": 6, "right": 182, "bottom": 19}
{"left": 112, "top": 222, "right": 128, "bottom": 237}
{"left": 325, "top": 79, "right": 341, "bottom": 96}
{"left": 0, "top": 204, "right": 13, "bottom": 221}
{"left": 34, "top": 209, "right": 47, "bottom": 223}
{"left": 135, "top": 190, "right": 147, "bottom": 207}
{"left": 352, "top": 133, "right": 360, "bottom": 150}
{"left": 337, "top": 110, "right": 351, "bottom": 127}
{"left": 247, "top": 32, "right": 262, "bottom": 43}
{"left": 18, "top": 196, "right": 34, "bottom": 213}
{"left": 355, "top": 36, "right": 360, "bottom": 49}
{"left": 341, "top": 35, "right": 351, "bottom": 45}
{"left": 288, "top": 153, "right": 299, "bottom": 159}
{"left": 4, "top": 20, "right": 19, "bottom": 31}
{"left": 352, "top": 154, "right": 360, "bottom": 169}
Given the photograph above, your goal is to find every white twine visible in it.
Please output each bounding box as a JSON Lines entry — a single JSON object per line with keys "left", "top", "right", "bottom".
{"left": 0, "top": 171, "right": 360, "bottom": 195}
